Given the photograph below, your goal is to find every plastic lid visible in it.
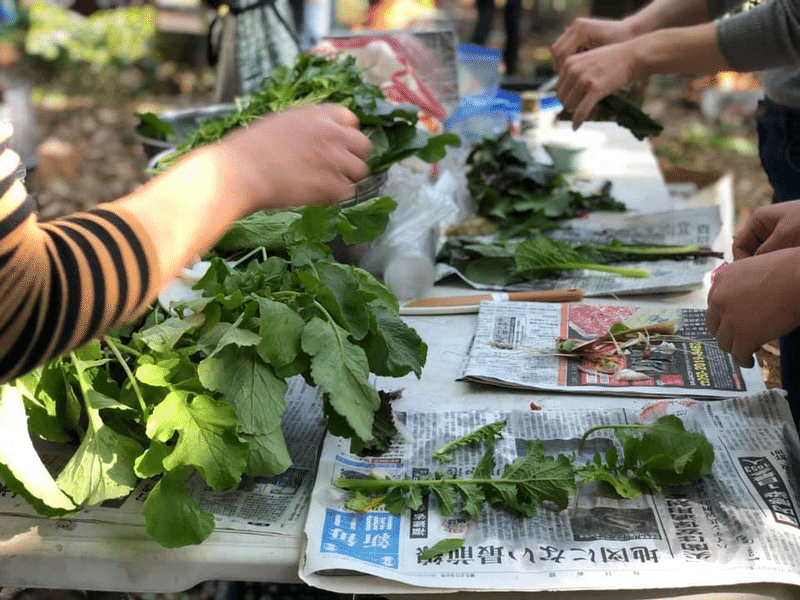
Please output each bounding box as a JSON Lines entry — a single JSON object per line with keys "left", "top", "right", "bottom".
{"left": 540, "top": 96, "right": 563, "bottom": 111}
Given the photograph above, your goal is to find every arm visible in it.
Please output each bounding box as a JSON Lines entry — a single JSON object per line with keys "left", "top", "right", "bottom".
{"left": 551, "top": 0, "right": 716, "bottom": 72}
{"left": 554, "top": 0, "right": 800, "bottom": 129}
{"left": 0, "top": 103, "right": 371, "bottom": 384}
{"left": 556, "top": 21, "right": 730, "bottom": 129}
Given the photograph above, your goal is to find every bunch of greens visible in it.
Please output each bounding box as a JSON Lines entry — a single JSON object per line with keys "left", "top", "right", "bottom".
{"left": 338, "top": 415, "right": 715, "bottom": 520}
{"left": 3, "top": 197, "right": 427, "bottom": 548}
{"left": 151, "top": 52, "right": 460, "bottom": 175}
{"left": 466, "top": 132, "right": 626, "bottom": 238}
{"left": 437, "top": 236, "right": 667, "bottom": 286}
{"left": 595, "top": 94, "right": 664, "bottom": 141}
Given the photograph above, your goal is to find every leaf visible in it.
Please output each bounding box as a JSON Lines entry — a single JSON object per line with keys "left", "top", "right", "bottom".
{"left": 254, "top": 297, "right": 305, "bottom": 368}
{"left": 420, "top": 538, "right": 465, "bottom": 561}
{"left": 136, "top": 363, "right": 173, "bottom": 388}
{"left": 361, "top": 309, "right": 427, "bottom": 379}
{"left": 433, "top": 419, "right": 506, "bottom": 462}
{"left": 55, "top": 407, "right": 144, "bottom": 506}
{"left": 0, "top": 385, "right": 77, "bottom": 515}
{"left": 16, "top": 369, "right": 73, "bottom": 443}
{"left": 142, "top": 469, "right": 215, "bottom": 548}
{"left": 135, "top": 112, "right": 174, "bottom": 141}
{"left": 595, "top": 94, "right": 664, "bottom": 140}
{"left": 147, "top": 390, "right": 248, "bottom": 491}
{"left": 241, "top": 426, "right": 292, "bottom": 476}
{"left": 302, "top": 317, "right": 380, "bottom": 442}
{"left": 490, "top": 440, "right": 575, "bottom": 514}
{"left": 347, "top": 390, "right": 399, "bottom": 456}
{"left": 134, "top": 317, "right": 196, "bottom": 352}
{"left": 515, "top": 237, "right": 649, "bottom": 279}
{"left": 214, "top": 210, "right": 301, "bottom": 253}
{"left": 576, "top": 415, "right": 715, "bottom": 496}
{"left": 337, "top": 196, "right": 397, "bottom": 245}
{"left": 134, "top": 440, "right": 171, "bottom": 479}
{"left": 336, "top": 437, "right": 576, "bottom": 519}
{"left": 198, "top": 346, "right": 287, "bottom": 435}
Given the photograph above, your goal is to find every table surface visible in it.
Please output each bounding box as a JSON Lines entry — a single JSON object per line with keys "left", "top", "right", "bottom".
{"left": 0, "top": 122, "right": 784, "bottom": 599}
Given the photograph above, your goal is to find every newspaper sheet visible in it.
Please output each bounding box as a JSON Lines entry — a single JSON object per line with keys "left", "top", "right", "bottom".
{"left": 457, "top": 301, "right": 765, "bottom": 398}
{"left": 300, "top": 390, "right": 800, "bottom": 595}
{"left": 436, "top": 206, "right": 724, "bottom": 297}
{"left": 0, "top": 376, "right": 326, "bottom": 539}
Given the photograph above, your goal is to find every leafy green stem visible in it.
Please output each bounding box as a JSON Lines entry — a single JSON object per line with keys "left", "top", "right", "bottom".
{"left": 69, "top": 352, "right": 96, "bottom": 435}
{"left": 105, "top": 337, "right": 149, "bottom": 420}
{"left": 543, "top": 262, "right": 650, "bottom": 278}
{"left": 433, "top": 419, "right": 506, "bottom": 462}
{"left": 336, "top": 475, "right": 527, "bottom": 491}
{"left": 578, "top": 423, "right": 648, "bottom": 454}
{"left": 230, "top": 246, "right": 268, "bottom": 269}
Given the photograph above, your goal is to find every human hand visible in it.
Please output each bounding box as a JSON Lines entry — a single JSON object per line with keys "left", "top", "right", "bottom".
{"left": 555, "top": 40, "right": 639, "bottom": 130}
{"left": 551, "top": 17, "right": 634, "bottom": 72}
{"left": 733, "top": 200, "right": 800, "bottom": 260}
{"left": 216, "top": 103, "right": 372, "bottom": 212}
{"left": 706, "top": 248, "right": 800, "bottom": 367}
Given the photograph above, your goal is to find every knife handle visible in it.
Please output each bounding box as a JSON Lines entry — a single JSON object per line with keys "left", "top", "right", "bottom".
{"left": 508, "top": 289, "right": 583, "bottom": 302}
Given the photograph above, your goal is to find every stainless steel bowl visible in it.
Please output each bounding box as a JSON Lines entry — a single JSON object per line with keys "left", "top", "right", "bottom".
{"left": 136, "top": 103, "right": 236, "bottom": 159}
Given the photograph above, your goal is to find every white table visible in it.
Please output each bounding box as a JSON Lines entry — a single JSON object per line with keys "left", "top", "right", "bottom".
{"left": 0, "top": 122, "right": 781, "bottom": 598}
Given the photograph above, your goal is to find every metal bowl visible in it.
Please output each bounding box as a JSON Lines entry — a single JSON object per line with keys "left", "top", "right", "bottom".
{"left": 342, "top": 170, "right": 389, "bottom": 206}
{"left": 136, "top": 103, "right": 236, "bottom": 159}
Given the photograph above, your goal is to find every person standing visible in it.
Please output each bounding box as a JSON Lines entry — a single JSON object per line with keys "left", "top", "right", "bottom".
{"left": 550, "top": 0, "right": 800, "bottom": 423}
{"left": 0, "top": 103, "right": 371, "bottom": 385}
{"left": 472, "top": 0, "right": 522, "bottom": 76}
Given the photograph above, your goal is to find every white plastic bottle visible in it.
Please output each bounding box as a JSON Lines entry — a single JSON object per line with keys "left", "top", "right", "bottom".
{"left": 383, "top": 248, "right": 436, "bottom": 302}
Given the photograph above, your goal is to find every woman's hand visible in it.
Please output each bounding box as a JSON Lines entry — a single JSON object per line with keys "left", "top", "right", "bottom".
{"left": 706, "top": 248, "right": 800, "bottom": 367}
{"left": 216, "top": 103, "right": 373, "bottom": 212}
{"left": 733, "top": 199, "right": 800, "bottom": 259}
{"left": 555, "top": 40, "right": 639, "bottom": 130}
{"left": 551, "top": 17, "right": 634, "bottom": 71}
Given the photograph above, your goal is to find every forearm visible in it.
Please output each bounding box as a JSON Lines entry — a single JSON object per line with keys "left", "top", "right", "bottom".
{"left": 630, "top": 21, "right": 732, "bottom": 78}
{"left": 115, "top": 142, "right": 256, "bottom": 287}
{"left": 623, "top": 0, "right": 714, "bottom": 36}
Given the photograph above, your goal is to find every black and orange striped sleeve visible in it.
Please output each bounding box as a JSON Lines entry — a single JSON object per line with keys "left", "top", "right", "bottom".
{"left": 0, "top": 122, "right": 161, "bottom": 384}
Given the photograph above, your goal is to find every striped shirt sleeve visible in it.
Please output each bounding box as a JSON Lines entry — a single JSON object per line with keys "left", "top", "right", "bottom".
{"left": 0, "top": 122, "right": 161, "bottom": 384}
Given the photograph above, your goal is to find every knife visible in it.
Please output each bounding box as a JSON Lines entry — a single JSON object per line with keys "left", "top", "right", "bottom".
{"left": 399, "top": 289, "right": 583, "bottom": 315}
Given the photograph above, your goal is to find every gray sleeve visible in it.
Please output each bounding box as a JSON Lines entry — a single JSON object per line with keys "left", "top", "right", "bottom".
{"left": 707, "top": 0, "right": 746, "bottom": 19}
{"left": 716, "top": 0, "right": 800, "bottom": 72}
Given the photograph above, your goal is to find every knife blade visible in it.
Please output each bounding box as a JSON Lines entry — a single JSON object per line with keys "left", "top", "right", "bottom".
{"left": 399, "top": 289, "right": 583, "bottom": 315}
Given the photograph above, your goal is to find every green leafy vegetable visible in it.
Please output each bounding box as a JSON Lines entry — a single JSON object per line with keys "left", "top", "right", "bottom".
{"left": 151, "top": 53, "right": 460, "bottom": 176}
{"left": 419, "top": 538, "right": 465, "bottom": 560}
{"left": 432, "top": 419, "right": 506, "bottom": 462}
{"left": 515, "top": 236, "right": 649, "bottom": 278}
{"left": 136, "top": 112, "right": 175, "bottom": 141}
{"left": 438, "top": 236, "right": 721, "bottom": 287}
{"left": 576, "top": 415, "right": 715, "bottom": 497}
{"left": 340, "top": 434, "right": 576, "bottom": 518}
{"left": 4, "top": 197, "right": 427, "bottom": 548}
{"left": 595, "top": 94, "right": 664, "bottom": 141}
{"left": 465, "top": 131, "right": 625, "bottom": 238}
{"left": 337, "top": 415, "right": 714, "bottom": 519}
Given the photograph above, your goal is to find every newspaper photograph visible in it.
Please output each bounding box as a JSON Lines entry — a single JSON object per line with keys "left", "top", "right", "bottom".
{"left": 436, "top": 206, "right": 724, "bottom": 297}
{"left": 457, "top": 301, "right": 765, "bottom": 398}
{"left": 301, "top": 390, "right": 800, "bottom": 595}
